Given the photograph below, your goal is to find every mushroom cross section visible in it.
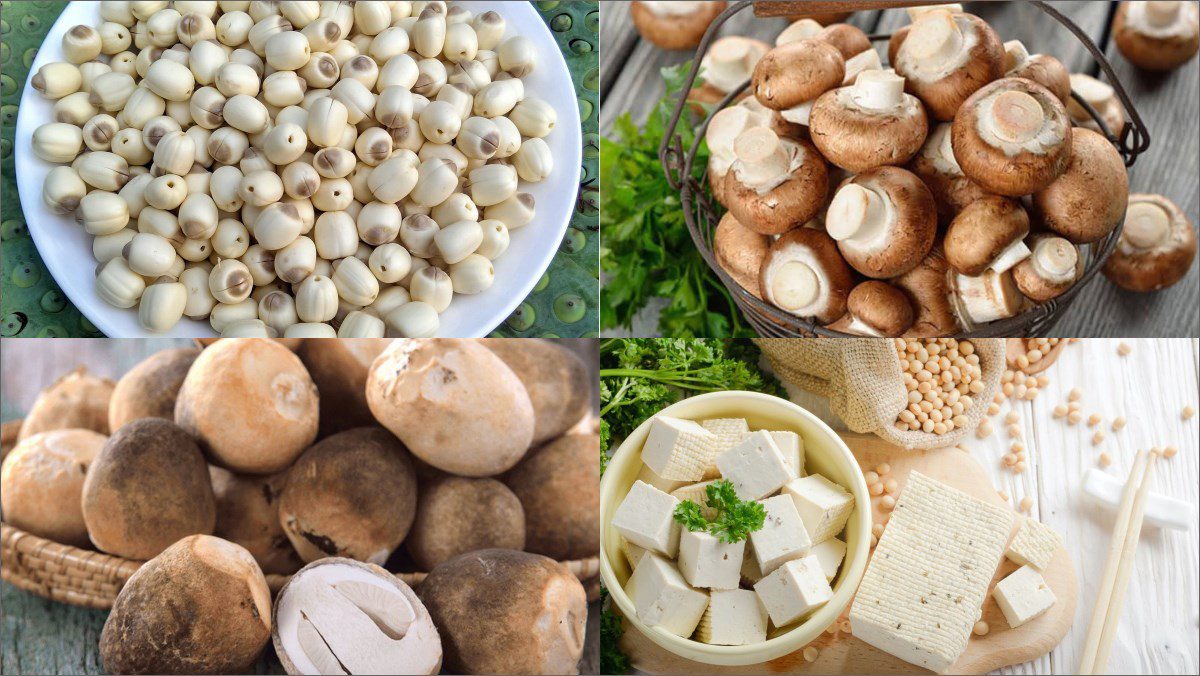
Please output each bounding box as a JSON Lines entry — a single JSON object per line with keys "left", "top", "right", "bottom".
{"left": 825, "top": 166, "right": 937, "bottom": 278}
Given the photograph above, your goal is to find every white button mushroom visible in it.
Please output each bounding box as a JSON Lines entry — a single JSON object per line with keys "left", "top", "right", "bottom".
{"left": 630, "top": 1, "right": 727, "bottom": 51}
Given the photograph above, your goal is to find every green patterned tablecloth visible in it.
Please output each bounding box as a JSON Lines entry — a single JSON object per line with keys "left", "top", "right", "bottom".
{"left": 0, "top": 0, "right": 598, "bottom": 338}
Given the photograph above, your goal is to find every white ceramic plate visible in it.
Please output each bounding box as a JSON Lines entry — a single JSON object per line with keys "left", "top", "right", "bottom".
{"left": 14, "top": 1, "right": 582, "bottom": 337}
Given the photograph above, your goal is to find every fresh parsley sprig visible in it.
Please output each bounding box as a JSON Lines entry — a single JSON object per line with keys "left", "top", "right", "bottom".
{"left": 673, "top": 479, "right": 767, "bottom": 544}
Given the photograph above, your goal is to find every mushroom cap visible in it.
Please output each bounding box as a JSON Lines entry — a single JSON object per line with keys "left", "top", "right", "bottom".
{"left": 1113, "top": 0, "right": 1200, "bottom": 71}
{"left": 894, "top": 11, "right": 1004, "bottom": 121}
{"left": 725, "top": 134, "right": 829, "bottom": 235}
{"left": 1, "top": 429, "right": 106, "bottom": 548}
{"left": 1013, "top": 235, "right": 1082, "bottom": 302}
{"left": 952, "top": 77, "right": 1073, "bottom": 196}
{"left": 894, "top": 247, "right": 962, "bottom": 337}
{"left": 759, "top": 227, "right": 854, "bottom": 323}
{"left": 708, "top": 162, "right": 730, "bottom": 207}
{"left": 809, "top": 72, "right": 930, "bottom": 172}
{"left": 752, "top": 39, "right": 846, "bottom": 110}
{"left": 888, "top": 24, "right": 910, "bottom": 66}
{"left": 630, "top": 1, "right": 728, "bottom": 51}
{"left": 1003, "top": 42, "right": 1072, "bottom": 104}
{"left": 1033, "top": 128, "right": 1129, "bottom": 243}
{"left": 827, "top": 280, "right": 915, "bottom": 336}
{"left": 817, "top": 23, "right": 872, "bottom": 60}
{"left": 907, "top": 123, "right": 993, "bottom": 222}
{"left": 944, "top": 196, "right": 1031, "bottom": 275}
{"left": 1066, "top": 73, "right": 1127, "bottom": 137}
{"left": 714, "top": 212, "right": 770, "bottom": 297}
{"left": 826, "top": 166, "right": 938, "bottom": 278}
{"left": 1103, "top": 193, "right": 1198, "bottom": 292}
{"left": 697, "top": 36, "right": 771, "bottom": 96}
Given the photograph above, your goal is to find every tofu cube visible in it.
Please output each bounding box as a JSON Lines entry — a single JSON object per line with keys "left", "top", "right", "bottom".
{"left": 696, "top": 589, "right": 768, "bottom": 646}
{"left": 750, "top": 495, "right": 812, "bottom": 575}
{"left": 620, "top": 537, "right": 649, "bottom": 569}
{"left": 641, "top": 416, "right": 718, "bottom": 481}
{"left": 783, "top": 474, "right": 855, "bottom": 544}
{"left": 1005, "top": 518, "right": 1061, "bottom": 571}
{"left": 740, "top": 540, "right": 765, "bottom": 585}
{"left": 611, "top": 480, "right": 681, "bottom": 557}
{"left": 636, "top": 463, "right": 688, "bottom": 495}
{"left": 769, "top": 431, "right": 804, "bottom": 477}
{"left": 701, "top": 418, "right": 750, "bottom": 479}
{"left": 670, "top": 480, "right": 719, "bottom": 520}
{"left": 715, "top": 430, "right": 795, "bottom": 500}
{"left": 678, "top": 528, "right": 745, "bottom": 590}
{"left": 811, "top": 537, "right": 846, "bottom": 582}
{"left": 993, "top": 565, "right": 1056, "bottom": 628}
{"left": 625, "top": 553, "right": 709, "bottom": 638}
{"left": 753, "top": 556, "right": 832, "bottom": 627}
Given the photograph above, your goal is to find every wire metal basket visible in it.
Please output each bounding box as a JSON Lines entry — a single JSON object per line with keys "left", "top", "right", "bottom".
{"left": 658, "top": 0, "right": 1151, "bottom": 337}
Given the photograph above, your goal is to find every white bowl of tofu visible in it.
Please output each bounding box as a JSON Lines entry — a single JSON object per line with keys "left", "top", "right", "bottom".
{"left": 599, "top": 390, "right": 871, "bottom": 666}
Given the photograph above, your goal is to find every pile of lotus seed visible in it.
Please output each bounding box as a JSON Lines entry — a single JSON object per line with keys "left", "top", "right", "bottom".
{"left": 31, "top": 0, "right": 557, "bottom": 337}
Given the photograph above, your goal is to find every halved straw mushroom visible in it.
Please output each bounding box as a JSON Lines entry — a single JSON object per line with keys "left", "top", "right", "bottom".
{"left": 944, "top": 196, "right": 1031, "bottom": 275}
{"left": 1113, "top": 0, "right": 1200, "bottom": 71}
{"left": 1013, "top": 234, "right": 1083, "bottom": 301}
{"left": 713, "top": 212, "right": 770, "bottom": 298}
{"left": 893, "top": 247, "right": 961, "bottom": 337}
{"left": 825, "top": 166, "right": 937, "bottom": 278}
{"left": 892, "top": 7, "right": 1004, "bottom": 121}
{"left": 908, "top": 122, "right": 992, "bottom": 221}
{"left": 809, "top": 69, "right": 929, "bottom": 172}
{"left": 724, "top": 126, "right": 829, "bottom": 235}
{"left": 630, "top": 1, "right": 727, "bottom": 51}
{"left": 951, "top": 77, "right": 1072, "bottom": 196}
{"left": 826, "top": 280, "right": 915, "bottom": 336}
{"left": 948, "top": 268, "right": 1025, "bottom": 330}
{"left": 692, "top": 37, "right": 770, "bottom": 104}
{"left": 1033, "top": 128, "right": 1130, "bottom": 244}
{"left": 759, "top": 227, "right": 854, "bottom": 323}
{"left": 1066, "top": 74, "right": 1127, "bottom": 138}
{"left": 704, "top": 104, "right": 773, "bottom": 207}
{"left": 1102, "top": 193, "right": 1197, "bottom": 291}
{"left": 1003, "top": 40, "right": 1071, "bottom": 104}
{"left": 752, "top": 38, "right": 845, "bottom": 125}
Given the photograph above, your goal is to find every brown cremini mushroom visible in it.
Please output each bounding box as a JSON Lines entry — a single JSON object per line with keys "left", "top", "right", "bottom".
{"left": 692, "top": 37, "right": 770, "bottom": 104}
{"left": 724, "top": 127, "right": 829, "bottom": 235}
{"left": 1066, "top": 74, "right": 1127, "bottom": 138}
{"left": 908, "top": 122, "right": 993, "bottom": 222}
{"left": 892, "top": 8, "right": 1004, "bottom": 120}
{"left": 1033, "top": 128, "right": 1130, "bottom": 244}
{"left": 825, "top": 166, "right": 937, "bottom": 278}
{"left": 758, "top": 227, "right": 854, "bottom": 323}
{"left": 1113, "top": 1, "right": 1200, "bottom": 71}
{"left": 894, "top": 247, "right": 962, "bottom": 337}
{"left": 705, "top": 104, "right": 773, "bottom": 207}
{"left": 1103, "top": 193, "right": 1197, "bottom": 292}
{"left": 887, "top": 4, "right": 966, "bottom": 65}
{"left": 944, "top": 196, "right": 1032, "bottom": 275}
{"left": 752, "top": 39, "right": 845, "bottom": 113}
{"left": 826, "top": 280, "right": 915, "bottom": 336}
{"left": 948, "top": 268, "right": 1025, "bottom": 330}
{"left": 1012, "top": 234, "right": 1083, "bottom": 301}
{"left": 809, "top": 69, "right": 929, "bottom": 172}
{"left": 814, "top": 24, "right": 872, "bottom": 60}
{"left": 1002, "top": 40, "right": 1071, "bottom": 104}
{"left": 714, "top": 212, "right": 770, "bottom": 298}
{"left": 630, "top": 1, "right": 727, "bottom": 51}
{"left": 951, "top": 77, "right": 1072, "bottom": 196}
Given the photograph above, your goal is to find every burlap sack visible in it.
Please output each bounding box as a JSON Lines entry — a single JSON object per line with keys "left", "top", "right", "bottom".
{"left": 754, "top": 338, "right": 1005, "bottom": 450}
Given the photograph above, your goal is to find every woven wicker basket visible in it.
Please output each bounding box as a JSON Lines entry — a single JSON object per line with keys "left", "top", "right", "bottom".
{"left": 659, "top": 0, "right": 1152, "bottom": 338}
{"left": 0, "top": 420, "right": 601, "bottom": 609}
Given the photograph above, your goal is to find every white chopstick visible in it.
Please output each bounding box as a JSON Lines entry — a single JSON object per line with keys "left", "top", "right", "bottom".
{"left": 1077, "top": 450, "right": 1158, "bottom": 675}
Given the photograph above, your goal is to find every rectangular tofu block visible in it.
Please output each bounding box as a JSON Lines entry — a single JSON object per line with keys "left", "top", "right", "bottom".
{"left": 783, "top": 474, "right": 855, "bottom": 544}
{"left": 769, "top": 431, "right": 804, "bottom": 477}
{"left": 678, "top": 528, "right": 745, "bottom": 590}
{"left": 671, "top": 480, "right": 719, "bottom": 520}
{"left": 715, "top": 430, "right": 795, "bottom": 501}
{"left": 740, "top": 540, "right": 765, "bottom": 585}
{"left": 994, "top": 565, "right": 1056, "bottom": 628}
{"left": 611, "top": 480, "right": 681, "bottom": 557}
{"left": 750, "top": 495, "right": 812, "bottom": 575}
{"left": 620, "top": 538, "right": 649, "bottom": 570}
{"left": 636, "top": 463, "right": 688, "bottom": 495}
{"left": 1006, "top": 518, "right": 1062, "bottom": 571}
{"left": 641, "top": 416, "right": 718, "bottom": 481}
{"left": 849, "top": 472, "right": 1013, "bottom": 674}
{"left": 812, "top": 538, "right": 846, "bottom": 582}
{"left": 625, "top": 553, "right": 709, "bottom": 638}
{"left": 696, "top": 589, "right": 769, "bottom": 646}
{"left": 753, "top": 555, "right": 832, "bottom": 627}
{"left": 701, "top": 418, "right": 750, "bottom": 479}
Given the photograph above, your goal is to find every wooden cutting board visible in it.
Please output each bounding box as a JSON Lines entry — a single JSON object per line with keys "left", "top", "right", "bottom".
{"left": 620, "top": 433, "right": 1079, "bottom": 675}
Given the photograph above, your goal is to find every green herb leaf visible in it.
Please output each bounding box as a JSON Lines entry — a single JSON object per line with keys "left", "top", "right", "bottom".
{"left": 673, "top": 500, "right": 709, "bottom": 532}
{"left": 599, "top": 587, "right": 632, "bottom": 675}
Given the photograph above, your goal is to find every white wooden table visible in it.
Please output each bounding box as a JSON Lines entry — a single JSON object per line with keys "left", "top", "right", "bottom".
{"left": 776, "top": 338, "right": 1199, "bottom": 675}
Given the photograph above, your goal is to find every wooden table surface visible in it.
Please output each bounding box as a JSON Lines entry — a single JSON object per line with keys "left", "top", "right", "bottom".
{"left": 0, "top": 339, "right": 601, "bottom": 675}
{"left": 600, "top": 1, "right": 1200, "bottom": 338}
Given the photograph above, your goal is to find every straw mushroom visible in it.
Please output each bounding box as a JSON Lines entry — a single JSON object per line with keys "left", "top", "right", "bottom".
{"left": 724, "top": 127, "right": 829, "bottom": 235}
{"left": 713, "top": 212, "right": 770, "bottom": 298}
{"left": 692, "top": 36, "right": 770, "bottom": 104}
{"left": 209, "top": 466, "right": 304, "bottom": 576}
{"left": 951, "top": 78, "right": 1072, "bottom": 196}
{"left": 503, "top": 433, "right": 600, "bottom": 561}
{"left": 944, "top": 196, "right": 1031, "bottom": 275}
{"left": 18, "top": 367, "right": 113, "bottom": 442}
{"left": 1002, "top": 40, "right": 1071, "bottom": 104}
{"left": 296, "top": 339, "right": 390, "bottom": 437}
{"left": 1012, "top": 234, "right": 1083, "bottom": 301}
{"left": 1102, "top": 193, "right": 1197, "bottom": 292}
{"left": 893, "top": 247, "right": 962, "bottom": 337}
{"left": 1, "top": 429, "right": 106, "bottom": 547}
{"left": 758, "top": 227, "right": 854, "bottom": 323}
{"left": 1066, "top": 74, "right": 1127, "bottom": 137}
{"left": 1032, "top": 128, "right": 1130, "bottom": 244}
{"left": 809, "top": 69, "right": 929, "bottom": 172}
{"left": 892, "top": 7, "right": 1004, "bottom": 120}
{"left": 752, "top": 38, "right": 845, "bottom": 124}
{"left": 1113, "top": 1, "right": 1200, "bottom": 71}
{"left": 630, "top": 1, "right": 727, "bottom": 51}
{"left": 908, "top": 122, "right": 992, "bottom": 221}
{"left": 108, "top": 347, "right": 199, "bottom": 430}
{"left": 826, "top": 281, "right": 915, "bottom": 336}
{"left": 825, "top": 166, "right": 938, "bottom": 278}
{"left": 486, "top": 339, "right": 592, "bottom": 445}
{"left": 948, "top": 268, "right": 1025, "bottom": 330}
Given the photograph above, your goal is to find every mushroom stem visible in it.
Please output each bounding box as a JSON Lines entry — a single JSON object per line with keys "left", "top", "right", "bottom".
{"left": 770, "top": 261, "right": 820, "bottom": 310}
{"left": 1003, "top": 40, "right": 1030, "bottom": 72}
{"left": 1030, "top": 237, "right": 1078, "bottom": 281}
{"left": 906, "top": 3, "right": 963, "bottom": 21}
{"left": 733, "top": 127, "right": 791, "bottom": 185}
{"left": 826, "top": 183, "right": 888, "bottom": 244}
{"left": 1145, "top": 1, "right": 1182, "bottom": 28}
{"left": 1067, "top": 74, "right": 1115, "bottom": 119}
{"left": 780, "top": 101, "right": 815, "bottom": 125}
{"left": 707, "top": 107, "right": 763, "bottom": 173}
{"left": 905, "top": 10, "right": 964, "bottom": 65}
{"left": 776, "top": 19, "right": 823, "bottom": 46}
{"left": 950, "top": 270, "right": 1021, "bottom": 326}
{"left": 1123, "top": 201, "right": 1171, "bottom": 249}
{"left": 989, "top": 90, "right": 1045, "bottom": 143}
{"left": 705, "top": 39, "right": 757, "bottom": 87}
{"left": 843, "top": 49, "right": 883, "bottom": 85}
{"left": 991, "top": 239, "right": 1032, "bottom": 274}
{"left": 850, "top": 70, "right": 905, "bottom": 110}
